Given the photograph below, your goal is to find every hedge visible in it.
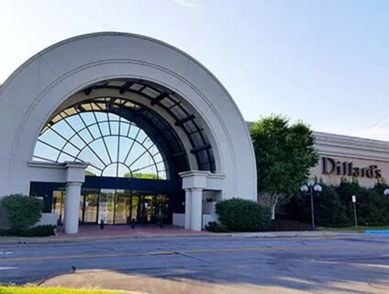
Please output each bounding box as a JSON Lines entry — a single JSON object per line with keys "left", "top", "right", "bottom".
{"left": 0, "top": 225, "right": 56, "bottom": 237}
{"left": 0, "top": 194, "right": 43, "bottom": 231}
{"left": 215, "top": 198, "right": 271, "bottom": 232}
{"left": 285, "top": 181, "right": 389, "bottom": 227}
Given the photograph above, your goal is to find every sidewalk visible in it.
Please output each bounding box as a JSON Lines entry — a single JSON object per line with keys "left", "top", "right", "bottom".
{"left": 0, "top": 224, "right": 361, "bottom": 244}
{"left": 0, "top": 225, "right": 211, "bottom": 244}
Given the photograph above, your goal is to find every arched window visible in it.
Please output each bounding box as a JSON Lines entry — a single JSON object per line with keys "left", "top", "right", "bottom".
{"left": 33, "top": 98, "right": 167, "bottom": 179}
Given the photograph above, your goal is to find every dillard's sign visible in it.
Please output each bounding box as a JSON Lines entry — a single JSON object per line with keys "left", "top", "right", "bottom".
{"left": 321, "top": 157, "right": 382, "bottom": 179}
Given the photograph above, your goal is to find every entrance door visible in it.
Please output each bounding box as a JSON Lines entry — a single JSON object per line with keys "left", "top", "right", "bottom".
{"left": 99, "top": 189, "right": 115, "bottom": 224}
{"left": 112, "top": 193, "right": 166, "bottom": 224}
{"left": 49, "top": 188, "right": 169, "bottom": 226}
{"left": 114, "top": 190, "right": 131, "bottom": 224}
{"left": 52, "top": 190, "right": 65, "bottom": 225}
{"left": 130, "top": 194, "right": 168, "bottom": 224}
{"left": 82, "top": 189, "right": 99, "bottom": 223}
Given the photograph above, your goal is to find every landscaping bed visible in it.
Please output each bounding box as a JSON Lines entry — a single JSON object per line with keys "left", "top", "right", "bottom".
{"left": 269, "top": 218, "right": 312, "bottom": 231}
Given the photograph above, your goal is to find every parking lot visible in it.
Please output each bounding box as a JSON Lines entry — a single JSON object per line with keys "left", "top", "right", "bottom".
{"left": 1, "top": 233, "right": 389, "bottom": 293}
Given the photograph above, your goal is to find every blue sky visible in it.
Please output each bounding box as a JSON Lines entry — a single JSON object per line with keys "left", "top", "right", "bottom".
{"left": 1, "top": 0, "right": 389, "bottom": 140}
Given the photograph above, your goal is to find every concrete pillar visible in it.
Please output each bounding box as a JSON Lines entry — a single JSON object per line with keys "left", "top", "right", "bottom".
{"left": 64, "top": 182, "right": 82, "bottom": 234}
{"left": 184, "top": 189, "right": 191, "bottom": 230}
{"left": 190, "top": 188, "right": 203, "bottom": 231}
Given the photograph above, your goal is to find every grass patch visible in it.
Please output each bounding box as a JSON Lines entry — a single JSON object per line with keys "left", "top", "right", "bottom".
{"left": 0, "top": 286, "right": 123, "bottom": 294}
{"left": 318, "top": 225, "right": 389, "bottom": 233}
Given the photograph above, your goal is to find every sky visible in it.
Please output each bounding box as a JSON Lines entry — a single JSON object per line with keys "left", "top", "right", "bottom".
{"left": 1, "top": 0, "right": 389, "bottom": 140}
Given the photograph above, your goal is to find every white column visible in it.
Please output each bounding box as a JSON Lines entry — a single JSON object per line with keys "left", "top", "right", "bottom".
{"left": 64, "top": 182, "right": 82, "bottom": 234}
{"left": 190, "top": 188, "right": 203, "bottom": 231}
{"left": 184, "top": 189, "right": 192, "bottom": 230}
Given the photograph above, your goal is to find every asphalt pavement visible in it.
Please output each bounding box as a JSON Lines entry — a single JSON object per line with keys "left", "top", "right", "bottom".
{"left": 1, "top": 234, "right": 389, "bottom": 293}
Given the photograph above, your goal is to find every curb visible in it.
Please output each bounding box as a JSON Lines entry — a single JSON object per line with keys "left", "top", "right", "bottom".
{"left": 0, "top": 230, "right": 362, "bottom": 245}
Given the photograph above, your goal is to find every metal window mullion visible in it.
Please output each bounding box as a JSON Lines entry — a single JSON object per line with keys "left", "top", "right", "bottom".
{"left": 126, "top": 121, "right": 133, "bottom": 137}
{"left": 78, "top": 107, "right": 96, "bottom": 140}
{"left": 116, "top": 116, "right": 122, "bottom": 177}
{"left": 128, "top": 143, "right": 158, "bottom": 170}
{"left": 38, "top": 139, "right": 84, "bottom": 163}
{"left": 131, "top": 159, "right": 164, "bottom": 174}
{"left": 141, "top": 135, "right": 148, "bottom": 145}
{"left": 91, "top": 110, "right": 113, "bottom": 163}
{"left": 32, "top": 155, "right": 58, "bottom": 163}
{"left": 61, "top": 115, "right": 108, "bottom": 167}
{"left": 49, "top": 127, "right": 82, "bottom": 154}
{"left": 167, "top": 101, "right": 181, "bottom": 110}
{"left": 106, "top": 111, "right": 112, "bottom": 135}
{"left": 123, "top": 128, "right": 141, "bottom": 164}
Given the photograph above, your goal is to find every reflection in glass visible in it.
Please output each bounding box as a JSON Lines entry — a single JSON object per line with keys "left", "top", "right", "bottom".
{"left": 52, "top": 187, "right": 169, "bottom": 226}
{"left": 99, "top": 189, "right": 115, "bottom": 224}
{"left": 114, "top": 190, "right": 131, "bottom": 224}
{"left": 83, "top": 190, "right": 99, "bottom": 223}
{"left": 33, "top": 98, "right": 167, "bottom": 179}
{"left": 52, "top": 190, "right": 65, "bottom": 225}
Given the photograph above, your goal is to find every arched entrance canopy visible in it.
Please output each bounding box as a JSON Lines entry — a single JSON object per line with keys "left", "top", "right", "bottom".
{"left": 0, "top": 32, "right": 257, "bottom": 232}
{"left": 37, "top": 78, "right": 217, "bottom": 175}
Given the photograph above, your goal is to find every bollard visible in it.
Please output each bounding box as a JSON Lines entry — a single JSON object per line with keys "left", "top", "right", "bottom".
{"left": 100, "top": 219, "right": 105, "bottom": 230}
{"left": 131, "top": 218, "right": 136, "bottom": 229}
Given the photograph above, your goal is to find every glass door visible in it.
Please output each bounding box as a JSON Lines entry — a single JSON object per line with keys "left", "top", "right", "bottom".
{"left": 130, "top": 194, "right": 168, "bottom": 224}
{"left": 140, "top": 195, "right": 154, "bottom": 223}
{"left": 82, "top": 189, "right": 99, "bottom": 223}
{"left": 99, "top": 189, "right": 115, "bottom": 224}
{"left": 114, "top": 190, "right": 131, "bottom": 224}
{"left": 155, "top": 194, "right": 168, "bottom": 225}
{"left": 52, "top": 190, "right": 65, "bottom": 225}
{"left": 129, "top": 194, "right": 139, "bottom": 224}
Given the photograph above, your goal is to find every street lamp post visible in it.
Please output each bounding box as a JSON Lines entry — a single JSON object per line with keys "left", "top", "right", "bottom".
{"left": 300, "top": 180, "right": 322, "bottom": 230}
{"left": 352, "top": 195, "right": 358, "bottom": 228}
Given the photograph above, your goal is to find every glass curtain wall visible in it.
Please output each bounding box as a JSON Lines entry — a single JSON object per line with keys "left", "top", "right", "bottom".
{"left": 52, "top": 188, "right": 168, "bottom": 225}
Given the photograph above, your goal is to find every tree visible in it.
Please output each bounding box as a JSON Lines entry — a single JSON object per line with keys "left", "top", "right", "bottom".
{"left": 123, "top": 172, "right": 159, "bottom": 179}
{"left": 250, "top": 115, "right": 318, "bottom": 220}
{"left": 85, "top": 170, "right": 96, "bottom": 176}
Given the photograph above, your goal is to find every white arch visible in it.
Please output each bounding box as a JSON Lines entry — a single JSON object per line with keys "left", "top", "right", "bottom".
{"left": 0, "top": 32, "right": 256, "bottom": 200}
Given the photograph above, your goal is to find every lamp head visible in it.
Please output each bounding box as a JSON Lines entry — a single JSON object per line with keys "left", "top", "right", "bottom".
{"left": 313, "top": 184, "right": 322, "bottom": 193}
{"left": 300, "top": 184, "right": 309, "bottom": 193}
{"left": 307, "top": 179, "right": 315, "bottom": 187}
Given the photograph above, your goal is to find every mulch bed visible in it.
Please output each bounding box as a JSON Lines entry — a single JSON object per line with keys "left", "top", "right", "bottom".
{"left": 270, "top": 218, "right": 312, "bottom": 231}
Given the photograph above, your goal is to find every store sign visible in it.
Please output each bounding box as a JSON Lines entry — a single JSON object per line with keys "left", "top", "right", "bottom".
{"left": 321, "top": 157, "right": 382, "bottom": 178}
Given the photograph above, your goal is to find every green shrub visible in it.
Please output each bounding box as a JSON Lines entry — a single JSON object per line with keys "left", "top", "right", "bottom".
{"left": 0, "top": 194, "right": 42, "bottom": 231}
{"left": 286, "top": 181, "right": 389, "bottom": 227}
{"left": 284, "top": 195, "right": 307, "bottom": 222}
{"left": 0, "top": 225, "right": 56, "bottom": 237}
{"left": 315, "top": 184, "right": 350, "bottom": 226}
{"left": 285, "top": 183, "right": 351, "bottom": 226}
{"left": 216, "top": 198, "right": 271, "bottom": 232}
{"left": 205, "top": 221, "right": 229, "bottom": 232}
{"left": 335, "top": 181, "right": 364, "bottom": 221}
{"left": 355, "top": 189, "right": 389, "bottom": 226}
{"left": 20, "top": 225, "right": 56, "bottom": 237}
{"left": 336, "top": 181, "right": 389, "bottom": 226}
